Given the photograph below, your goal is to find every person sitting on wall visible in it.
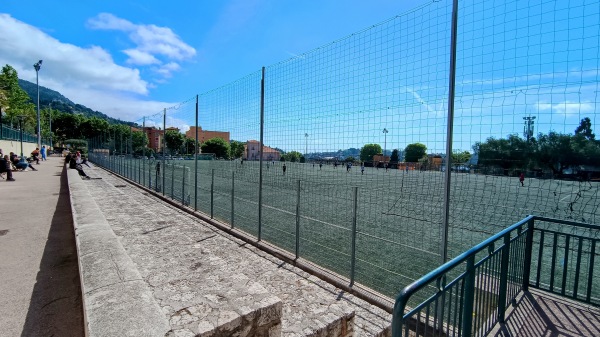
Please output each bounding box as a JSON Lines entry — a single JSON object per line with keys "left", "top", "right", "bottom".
{"left": 10, "top": 152, "right": 37, "bottom": 171}
{"left": 31, "top": 148, "right": 40, "bottom": 164}
{"left": 1, "top": 155, "right": 15, "bottom": 181}
{"left": 69, "top": 152, "right": 90, "bottom": 179}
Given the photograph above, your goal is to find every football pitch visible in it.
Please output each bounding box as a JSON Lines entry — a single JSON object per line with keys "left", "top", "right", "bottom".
{"left": 103, "top": 157, "right": 600, "bottom": 298}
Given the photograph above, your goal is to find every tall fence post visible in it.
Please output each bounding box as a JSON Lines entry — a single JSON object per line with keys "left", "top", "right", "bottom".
{"left": 257, "top": 66, "right": 265, "bottom": 241}
{"left": 497, "top": 233, "right": 511, "bottom": 323}
{"left": 162, "top": 108, "right": 166, "bottom": 196}
{"left": 142, "top": 117, "right": 146, "bottom": 187}
{"left": 231, "top": 171, "right": 235, "bottom": 228}
{"left": 440, "top": 0, "right": 460, "bottom": 266}
{"left": 461, "top": 255, "right": 476, "bottom": 337}
{"left": 295, "top": 179, "right": 301, "bottom": 259}
{"left": 211, "top": 169, "right": 215, "bottom": 219}
{"left": 182, "top": 165, "right": 186, "bottom": 206}
{"left": 171, "top": 163, "right": 175, "bottom": 199}
{"left": 350, "top": 186, "right": 358, "bottom": 287}
{"left": 194, "top": 95, "right": 199, "bottom": 211}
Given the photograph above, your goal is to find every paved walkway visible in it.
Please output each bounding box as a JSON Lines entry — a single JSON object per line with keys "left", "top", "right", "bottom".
{"left": 490, "top": 289, "right": 600, "bottom": 337}
{"left": 0, "top": 156, "right": 84, "bottom": 336}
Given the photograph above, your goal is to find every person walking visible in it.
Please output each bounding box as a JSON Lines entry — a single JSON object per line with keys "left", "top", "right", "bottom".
{"left": 361, "top": 163, "right": 365, "bottom": 175}
{"left": 282, "top": 163, "right": 287, "bottom": 175}
{"left": 519, "top": 172, "right": 525, "bottom": 187}
{"left": 41, "top": 145, "right": 47, "bottom": 161}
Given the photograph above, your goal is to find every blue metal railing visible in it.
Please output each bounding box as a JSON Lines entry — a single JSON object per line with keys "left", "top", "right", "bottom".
{"left": 392, "top": 215, "right": 599, "bottom": 337}
{"left": 0, "top": 124, "right": 51, "bottom": 145}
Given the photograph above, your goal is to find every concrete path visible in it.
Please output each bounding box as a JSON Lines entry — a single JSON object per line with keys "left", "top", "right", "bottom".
{"left": 0, "top": 156, "right": 84, "bottom": 337}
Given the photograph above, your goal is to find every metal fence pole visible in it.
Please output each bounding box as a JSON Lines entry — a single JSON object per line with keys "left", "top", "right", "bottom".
{"left": 523, "top": 217, "right": 535, "bottom": 291}
{"left": 194, "top": 94, "right": 199, "bottom": 211}
{"left": 295, "top": 179, "right": 301, "bottom": 259}
{"left": 231, "top": 171, "right": 235, "bottom": 228}
{"left": 162, "top": 108, "right": 166, "bottom": 196}
{"left": 142, "top": 117, "right": 146, "bottom": 186}
{"left": 257, "top": 66, "right": 265, "bottom": 241}
{"left": 461, "top": 255, "right": 476, "bottom": 337}
{"left": 498, "top": 233, "right": 511, "bottom": 323}
{"left": 350, "top": 186, "right": 358, "bottom": 286}
{"left": 181, "top": 165, "right": 185, "bottom": 205}
{"left": 440, "top": 0, "right": 460, "bottom": 266}
{"left": 171, "top": 163, "right": 175, "bottom": 199}
{"left": 211, "top": 169, "right": 215, "bottom": 219}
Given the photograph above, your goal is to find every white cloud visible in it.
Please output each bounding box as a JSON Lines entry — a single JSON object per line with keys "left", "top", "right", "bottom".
{"left": 0, "top": 14, "right": 178, "bottom": 120}
{"left": 535, "top": 101, "right": 594, "bottom": 115}
{"left": 155, "top": 62, "right": 181, "bottom": 78}
{"left": 0, "top": 13, "right": 148, "bottom": 95}
{"left": 123, "top": 49, "right": 161, "bottom": 65}
{"left": 87, "top": 13, "right": 196, "bottom": 77}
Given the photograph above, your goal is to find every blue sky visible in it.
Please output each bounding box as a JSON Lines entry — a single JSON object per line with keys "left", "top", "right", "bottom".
{"left": 0, "top": 0, "right": 425, "bottom": 119}
{"left": 1, "top": 0, "right": 599, "bottom": 153}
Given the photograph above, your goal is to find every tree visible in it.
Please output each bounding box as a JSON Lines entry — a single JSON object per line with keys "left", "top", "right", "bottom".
{"left": 132, "top": 131, "right": 149, "bottom": 154}
{"left": 80, "top": 117, "right": 110, "bottom": 140}
{"left": 390, "top": 149, "right": 399, "bottom": 162}
{"left": 0, "top": 64, "right": 35, "bottom": 129}
{"left": 451, "top": 150, "right": 471, "bottom": 164}
{"left": 404, "top": 143, "right": 427, "bottom": 162}
{"left": 534, "top": 132, "right": 575, "bottom": 174}
{"left": 184, "top": 137, "right": 198, "bottom": 155}
{"left": 165, "top": 129, "right": 185, "bottom": 155}
{"left": 201, "top": 137, "right": 230, "bottom": 159}
{"left": 283, "top": 151, "right": 302, "bottom": 162}
{"left": 345, "top": 156, "right": 355, "bottom": 162}
{"left": 229, "top": 140, "right": 245, "bottom": 159}
{"left": 575, "top": 117, "right": 596, "bottom": 141}
{"left": 476, "top": 134, "right": 530, "bottom": 171}
{"left": 360, "top": 144, "right": 382, "bottom": 162}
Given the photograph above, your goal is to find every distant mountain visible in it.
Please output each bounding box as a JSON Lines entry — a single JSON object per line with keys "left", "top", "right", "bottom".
{"left": 18, "top": 79, "right": 135, "bottom": 126}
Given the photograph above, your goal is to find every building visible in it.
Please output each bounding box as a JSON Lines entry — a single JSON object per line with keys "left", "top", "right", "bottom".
{"left": 185, "top": 126, "right": 230, "bottom": 144}
{"left": 243, "top": 140, "right": 281, "bottom": 161}
{"left": 142, "top": 126, "right": 164, "bottom": 153}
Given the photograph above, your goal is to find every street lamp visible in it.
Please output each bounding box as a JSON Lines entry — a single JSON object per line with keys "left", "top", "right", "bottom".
{"left": 17, "top": 115, "right": 26, "bottom": 164}
{"left": 34, "top": 60, "right": 43, "bottom": 149}
{"left": 382, "top": 128, "right": 389, "bottom": 162}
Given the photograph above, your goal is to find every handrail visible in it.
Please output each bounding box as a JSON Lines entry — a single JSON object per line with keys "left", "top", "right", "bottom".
{"left": 533, "top": 216, "right": 600, "bottom": 230}
{"left": 392, "top": 215, "right": 534, "bottom": 323}
{"left": 392, "top": 215, "right": 599, "bottom": 336}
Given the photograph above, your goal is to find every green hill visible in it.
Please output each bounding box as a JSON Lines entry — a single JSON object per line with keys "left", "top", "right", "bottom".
{"left": 18, "top": 79, "right": 135, "bottom": 126}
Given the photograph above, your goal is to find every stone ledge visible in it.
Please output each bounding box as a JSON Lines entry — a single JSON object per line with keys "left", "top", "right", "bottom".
{"left": 67, "top": 167, "right": 171, "bottom": 337}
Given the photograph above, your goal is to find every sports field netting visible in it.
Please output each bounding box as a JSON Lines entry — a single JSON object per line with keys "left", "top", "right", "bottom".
{"left": 88, "top": 0, "right": 600, "bottom": 301}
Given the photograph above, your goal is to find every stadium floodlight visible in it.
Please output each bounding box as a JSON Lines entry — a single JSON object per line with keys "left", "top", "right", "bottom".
{"left": 523, "top": 116, "right": 536, "bottom": 142}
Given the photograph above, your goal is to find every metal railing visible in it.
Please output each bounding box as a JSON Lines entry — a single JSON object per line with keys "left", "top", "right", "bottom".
{"left": 392, "top": 215, "right": 599, "bottom": 337}
{"left": 0, "top": 124, "right": 51, "bottom": 146}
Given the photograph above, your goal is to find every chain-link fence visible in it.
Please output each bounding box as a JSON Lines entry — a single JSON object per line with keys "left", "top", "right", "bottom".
{"left": 88, "top": 0, "right": 600, "bottom": 301}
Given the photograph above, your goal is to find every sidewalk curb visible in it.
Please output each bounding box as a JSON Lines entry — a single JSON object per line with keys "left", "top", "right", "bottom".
{"left": 67, "top": 167, "right": 171, "bottom": 337}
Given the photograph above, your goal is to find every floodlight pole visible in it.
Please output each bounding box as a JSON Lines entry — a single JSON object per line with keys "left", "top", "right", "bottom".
{"left": 34, "top": 60, "right": 43, "bottom": 149}
{"left": 382, "top": 128, "right": 388, "bottom": 162}
{"left": 305, "top": 133, "right": 308, "bottom": 158}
